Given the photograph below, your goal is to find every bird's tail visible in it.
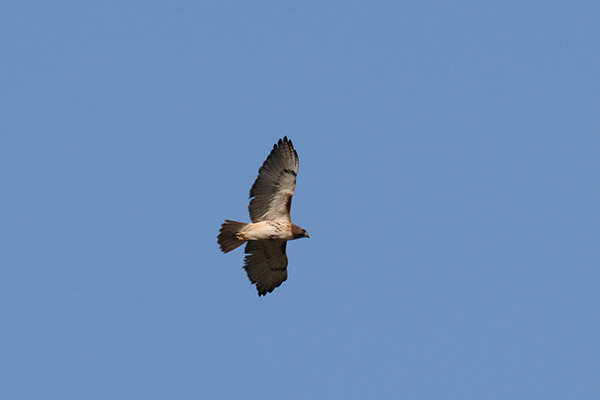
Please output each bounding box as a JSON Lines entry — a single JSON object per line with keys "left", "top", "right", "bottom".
{"left": 218, "top": 220, "right": 248, "bottom": 253}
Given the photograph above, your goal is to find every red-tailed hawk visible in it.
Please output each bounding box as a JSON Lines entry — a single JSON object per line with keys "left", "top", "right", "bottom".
{"left": 218, "top": 137, "right": 309, "bottom": 296}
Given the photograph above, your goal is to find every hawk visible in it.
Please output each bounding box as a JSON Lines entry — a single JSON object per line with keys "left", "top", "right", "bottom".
{"left": 218, "top": 137, "right": 309, "bottom": 296}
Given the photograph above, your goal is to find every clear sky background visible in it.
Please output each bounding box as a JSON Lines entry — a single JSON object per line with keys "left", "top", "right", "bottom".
{"left": 2, "top": 2, "right": 599, "bottom": 399}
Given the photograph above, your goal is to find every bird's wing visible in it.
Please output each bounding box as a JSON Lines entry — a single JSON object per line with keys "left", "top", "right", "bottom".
{"left": 248, "top": 137, "right": 299, "bottom": 222}
{"left": 243, "top": 241, "right": 288, "bottom": 296}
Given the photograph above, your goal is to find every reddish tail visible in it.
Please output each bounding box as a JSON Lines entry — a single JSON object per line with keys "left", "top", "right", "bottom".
{"left": 217, "top": 220, "right": 247, "bottom": 253}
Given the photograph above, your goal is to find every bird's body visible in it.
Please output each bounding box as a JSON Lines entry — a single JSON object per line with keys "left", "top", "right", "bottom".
{"left": 217, "top": 137, "right": 308, "bottom": 296}
{"left": 236, "top": 220, "right": 293, "bottom": 241}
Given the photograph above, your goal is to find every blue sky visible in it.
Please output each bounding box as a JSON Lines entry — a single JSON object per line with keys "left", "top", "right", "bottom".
{"left": 2, "top": 1, "right": 599, "bottom": 399}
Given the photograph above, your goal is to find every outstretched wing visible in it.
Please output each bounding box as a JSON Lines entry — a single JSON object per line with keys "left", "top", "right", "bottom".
{"left": 248, "top": 136, "right": 299, "bottom": 222}
{"left": 243, "top": 241, "right": 288, "bottom": 296}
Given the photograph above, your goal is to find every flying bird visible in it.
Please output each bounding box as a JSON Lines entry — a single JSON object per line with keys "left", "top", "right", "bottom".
{"left": 218, "top": 137, "right": 309, "bottom": 296}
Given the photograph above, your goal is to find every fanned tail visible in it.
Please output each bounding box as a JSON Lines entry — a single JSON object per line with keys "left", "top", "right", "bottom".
{"left": 218, "top": 220, "right": 248, "bottom": 253}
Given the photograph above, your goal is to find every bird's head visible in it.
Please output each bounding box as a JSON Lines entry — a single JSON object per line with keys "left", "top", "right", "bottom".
{"left": 292, "top": 224, "right": 310, "bottom": 239}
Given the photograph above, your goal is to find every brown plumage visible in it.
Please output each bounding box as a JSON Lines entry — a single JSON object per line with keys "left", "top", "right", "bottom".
{"left": 217, "top": 137, "right": 309, "bottom": 296}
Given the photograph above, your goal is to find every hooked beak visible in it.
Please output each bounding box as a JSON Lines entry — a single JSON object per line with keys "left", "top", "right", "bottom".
{"left": 304, "top": 232, "right": 310, "bottom": 238}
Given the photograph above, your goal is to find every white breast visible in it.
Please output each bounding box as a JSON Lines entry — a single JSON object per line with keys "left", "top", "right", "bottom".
{"left": 241, "top": 220, "right": 292, "bottom": 240}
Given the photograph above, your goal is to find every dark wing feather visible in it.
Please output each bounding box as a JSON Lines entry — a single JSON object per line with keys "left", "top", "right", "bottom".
{"left": 243, "top": 241, "right": 288, "bottom": 296}
{"left": 248, "top": 137, "right": 299, "bottom": 222}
